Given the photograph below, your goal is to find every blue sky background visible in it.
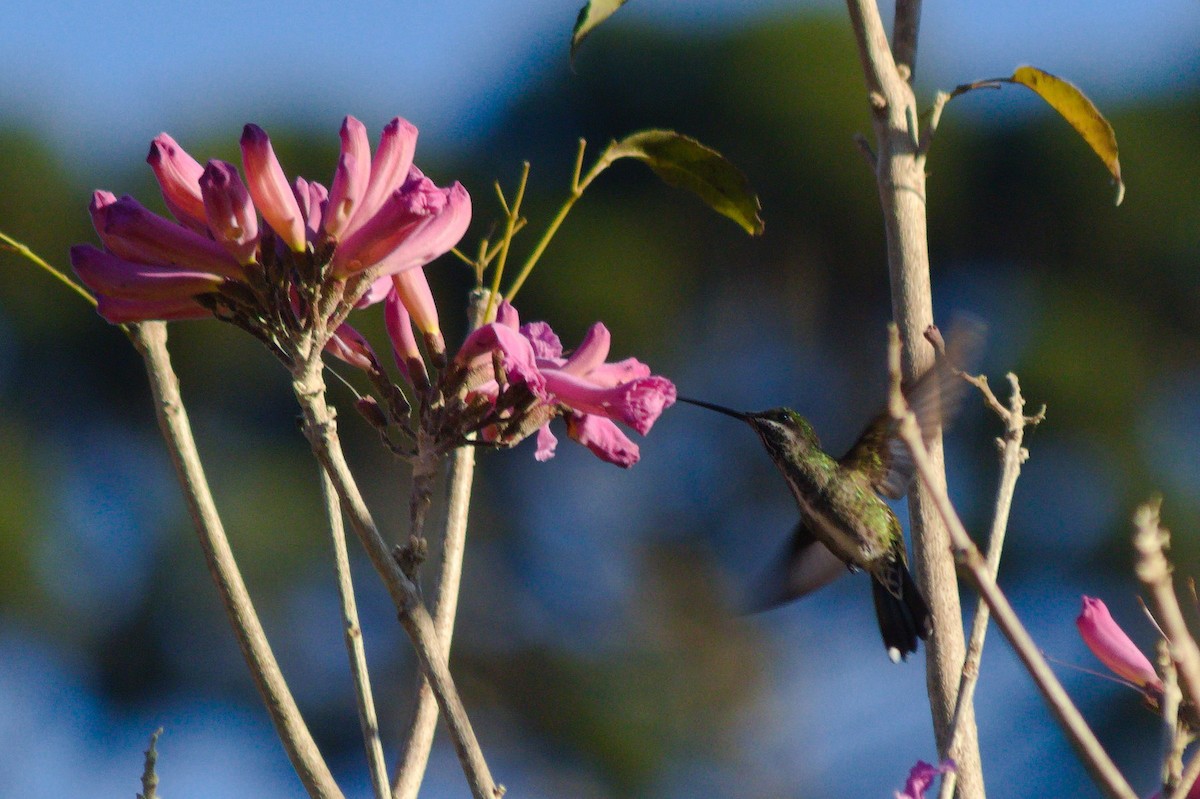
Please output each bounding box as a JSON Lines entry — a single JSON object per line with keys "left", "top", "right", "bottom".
{"left": 2, "top": 0, "right": 1197, "bottom": 168}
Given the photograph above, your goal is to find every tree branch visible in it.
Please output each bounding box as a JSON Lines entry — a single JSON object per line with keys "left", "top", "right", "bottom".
{"left": 129, "top": 322, "right": 343, "bottom": 799}
{"left": 319, "top": 466, "right": 389, "bottom": 799}
{"left": 938, "top": 373, "right": 1043, "bottom": 799}
{"left": 886, "top": 327, "right": 1138, "bottom": 799}
{"left": 393, "top": 290, "right": 487, "bottom": 799}
{"left": 292, "top": 363, "right": 501, "bottom": 799}
{"left": 843, "top": 1, "right": 983, "bottom": 792}
{"left": 1134, "top": 498, "right": 1200, "bottom": 799}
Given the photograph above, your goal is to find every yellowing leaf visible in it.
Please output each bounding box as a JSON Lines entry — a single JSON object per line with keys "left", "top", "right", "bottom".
{"left": 1009, "top": 65, "right": 1124, "bottom": 205}
{"left": 605, "top": 130, "right": 764, "bottom": 236}
{"left": 571, "top": 0, "right": 630, "bottom": 61}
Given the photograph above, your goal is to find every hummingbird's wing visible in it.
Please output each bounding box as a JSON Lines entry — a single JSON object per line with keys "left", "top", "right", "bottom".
{"left": 749, "top": 518, "right": 852, "bottom": 612}
{"left": 839, "top": 321, "right": 983, "bottom": 499}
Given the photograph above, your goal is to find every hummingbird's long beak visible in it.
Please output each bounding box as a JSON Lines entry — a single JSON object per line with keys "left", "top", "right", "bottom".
{"left": 677, "top": 396, "right": 750, "bottom": 421}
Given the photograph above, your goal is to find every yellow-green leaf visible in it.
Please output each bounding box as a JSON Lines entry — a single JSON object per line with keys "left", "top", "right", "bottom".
{"left": 605, "top": 130, "right": 764, "bottom": 236}
{"left": 571, "top": 0, "right": 630, "bottom": 61}
{"left": 1009, "top": 65, "right": 1124, "bottom": 205}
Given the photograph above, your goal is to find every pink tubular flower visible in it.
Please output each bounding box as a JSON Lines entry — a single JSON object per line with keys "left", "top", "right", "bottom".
{"left": 73, "top": 116, "right": 468, "bottom": 336}
{"left": 448, "top": 300, "right": 676, "bottom": 467}
{"left": 146, "top": 133, "right": 207, "bottom": 232}
{"left": 90, "top": 193, "right": 244, "bottom": 280}
{"left": 200, "top": 160, "right": 258, "bottom": 264}
{"left": 1077, "top": 596, "right": 1163, "bottom": 692}
{"left": 331, "top": 173, "right": 470, "bottom": 279}
{"left": 895, "top": 760, "right": 955, "bottom": 799}
{"left": 240, "top": 124, "right": 307, "bottom": 252}
{"left": 323, "top": 116, "right": 371, "bottom": 239}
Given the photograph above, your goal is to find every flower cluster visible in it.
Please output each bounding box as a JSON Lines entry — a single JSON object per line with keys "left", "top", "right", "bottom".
{"left": 441, "top": 300, "right": 676, "bottom": 467}
{"left": 71, "top": 117, "right": 469, "bottom": 366}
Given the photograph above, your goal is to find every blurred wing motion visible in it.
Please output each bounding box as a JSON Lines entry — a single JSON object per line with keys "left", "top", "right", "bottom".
{"left": 840, "top": 318, "right": 985, "bottom": 499}
{"left": 750, "top": 518, "right": 849, "bottom": 611}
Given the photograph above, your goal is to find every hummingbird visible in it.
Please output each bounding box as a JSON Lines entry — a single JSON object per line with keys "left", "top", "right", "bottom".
{"left": 680, "top": 327, "right": 978, "bottom": 662}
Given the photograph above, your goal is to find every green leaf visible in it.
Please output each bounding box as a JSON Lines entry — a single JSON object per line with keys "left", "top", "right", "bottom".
{"left": 571, "top": 0, "right": 631, "bottom": 61}
{"left": 604, "top": 130, "right": 764, "bottom": 236}
{"left": 1009, "top": 65, "right": 1125, "bottom": 205}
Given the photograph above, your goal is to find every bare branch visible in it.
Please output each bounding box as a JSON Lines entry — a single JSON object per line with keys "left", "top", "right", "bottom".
{"left": 319, "top": 467, "right": 389, "bottom": 799}
{"left": 394, "top": 290, "right": 487, "bottom": 799}
{"left": 938, "top": 372, "right": 1042, "bottom": 799}
{"left": 293, "top": 363, "right": 501, "bottom": 799}
{"left": 886, "top": 326, "right": 1138, "bottom": 799}
{"left": 1135, "top": 499, "right": 1200, "bottom": 799}
{"left": 130, "top": 322, "right": 343, "bottom": 799}
{"left": 845, "top": 1, "right": 983, "bottom": 791}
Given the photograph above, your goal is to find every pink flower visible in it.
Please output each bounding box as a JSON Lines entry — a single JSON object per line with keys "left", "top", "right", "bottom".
{"left": 448, "top": 300, "right": 676, "bottom": 467}
{"left": 895, "top": 760, "right": 955, "bottom": 799}
{"left": 199, "top": 160, "right": 258, "bottom": 264}
{"left": 73, "top": 116, "right": 469, "bottom": 334}
{"left": 146, "top": 133, "right": 207, "bottom": 233}
{"left": 240, "top": 124, "right": 307, "bottom": 252}
{"left": 1076, "top": 596, "right": 1163, "bottom": 692}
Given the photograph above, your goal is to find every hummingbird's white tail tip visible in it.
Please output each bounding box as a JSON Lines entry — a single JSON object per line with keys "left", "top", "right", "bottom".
{"left": 887, "top": 646, "right": 902, "bottom": 664}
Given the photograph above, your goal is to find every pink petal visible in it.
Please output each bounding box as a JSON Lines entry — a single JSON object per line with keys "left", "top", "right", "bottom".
{"left": 455, "top": 323, "right": 546, "bottom": 398}
{"left": 558, "top": 322, "right": 609, "bottom": 375}
{"left": 325, "top": 323, "right": 378, "bottom": 371}
{"left": 585, "top": 356, "right": 652, "bottom": 387}
{"left": 392, "top": 267, "right": 440, "bottom": 337}
{"left": 323, "top": 116, "right": 371, "bottom": 239}
{"left": 200, "top": 160, "right": 259, "bottom": 264}
{"left": 566, "top": 414, "right": 640, "bottom": 467}
{"left": 541, "top": 371, "right": 676, "bottom": 435}
{"left": 534, "top": 425, "right": 558, "bottom": 462}
{"left": 93, "top": 195, "right": 245, "bottom": 280}
{"left": 240, "top": 124, "right": 306, "bottom": 252}
{"left": 895, "top": 760, "right": 955, "bottom": 799}
{"left": 344, "top": 117, "right": 418, "bottom": 237}
{"left": 495, "top": 299, "right": 520, "bottom": 329}
{"left": 146, "top": 133, "right": 207, "bottom": 232}
{"left": 1077, "top": 596, "right": 1162, "bottom": 690}
{"left": 370, "top": 180, "right": 471, "bottom": 278}
{"left": 384, "top": 287, "right": 424, "bottom": 379}
{"left": 355, "top": 275, "right": 393, "bottom": 308}
{"left": 521, "top": 321, "right": 564, "bottom": 361}
{"left": 71, "top": 244, "right": 224, "bottom": 301}
{"left": 94, "top": 294, "right": 212, "bottom": 324}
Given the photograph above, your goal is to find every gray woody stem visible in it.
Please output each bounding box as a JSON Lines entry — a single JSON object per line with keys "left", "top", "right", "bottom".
{"left": 293, "top": 365, "right": 501, "bottom": 799}
{"left": 319, "top": 467, "right": 389, "bottom": 799}
{"left": 130, "top": 322, "right": 343, "bottom": 799}
{"left": 1133, "top": 498, "right": 1200, "bottom": 799}
{"left": 394, "top": 289, "right": 488, "bottom": 799}
{"left": 843, "top": 1, "right": 983, "bottom": 792}
{"left": 938, "top": 374, "right": 1044, "bottom": 799}
{"left": 885, "top": 327, "right": 1138, "bottom": 799}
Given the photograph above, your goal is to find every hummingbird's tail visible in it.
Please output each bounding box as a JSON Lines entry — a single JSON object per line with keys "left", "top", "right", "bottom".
{"left": 871, "top": 562, "right": 931, "bottom": 663}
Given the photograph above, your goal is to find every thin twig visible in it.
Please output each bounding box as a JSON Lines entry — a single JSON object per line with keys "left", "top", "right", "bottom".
{"left": 393, "top": 289, "right": 488, "bottom": 799}
{"left": 884, "top": 326, "right": 1137, "bottom": 799}
{"left": 843, "top": 0, "right": 983, "bottom": 792}
{"left": 293, "top": 362, "right": 501, "bottom": 799}
{"left": 130, "top": 322, "right": 343, "bottom": 799}
{"left": 1173, "top": 747, "right": 1200, "bottom": 799}
{"left": 137, "top": 728, "right": 163, "bottom": 799}
{"left": 937, "top": 373, "right": 1043, "bottom": 799}
{"left": 1135, "top": 498, "right": 1200, "bottom": 799}
{"left": 1158, "top": 640, "right": 1185, "bottom": 795}
{"left": 319, "top": 466, "right": 389, "bottom": 799}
